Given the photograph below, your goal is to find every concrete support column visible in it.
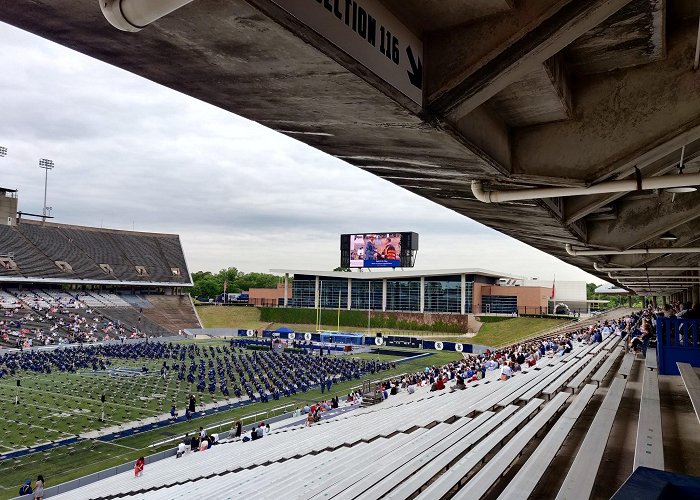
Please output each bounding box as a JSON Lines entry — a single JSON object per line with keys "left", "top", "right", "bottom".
{"left": 628, "top": 295, "right": 632, "bottom": 308}
{"left": 693, "top": 284, "right": 699, "bottom": 305}
{"left": 283, "top": 273, "right": 289, "bottom": 307}
{"left": 314, "top": 276, "right": 319, "bottom": 309}
{"left": 382, "top": 279, "right": 387, "bottom": 312}
{"left": 662, "top": 295, "right": 667, "bottom": 307}
{"left": 460, "top": 274, "right": 466, "bottom": 315}
{"left": 347, "top": 279, "right": 352, "bottom": 310}
{"left": 652, "top": 296, "right": 658, "bottom": 308}
{"left": 419, "top": 276, "right": 425, "bottom": 313}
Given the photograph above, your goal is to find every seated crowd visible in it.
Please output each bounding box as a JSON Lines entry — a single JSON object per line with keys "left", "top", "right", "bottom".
{"left": 0, "top": 290, "right": 144, "bottom": 347}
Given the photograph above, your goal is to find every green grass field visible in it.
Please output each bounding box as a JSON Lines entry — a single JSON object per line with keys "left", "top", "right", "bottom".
{"left": 195, "top": 306, "right": 568, "bottom": 348}
{"left": 468, "top": 317, "right": 569, "bottom": 347}
{"left": 0, "top": 341, "right": 459, "bottom": 498}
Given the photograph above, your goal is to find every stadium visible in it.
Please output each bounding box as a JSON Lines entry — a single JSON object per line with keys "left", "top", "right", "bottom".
{"left": 2, "top": 1, "right": 700, "bottom": 499}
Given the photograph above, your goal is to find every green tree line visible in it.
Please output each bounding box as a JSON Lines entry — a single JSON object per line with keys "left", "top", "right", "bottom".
{"left": 586, "top": 283, "right": 643, "bottom": 308}
{"left": 190, "top": 267, "right": 281, "bottom": 298}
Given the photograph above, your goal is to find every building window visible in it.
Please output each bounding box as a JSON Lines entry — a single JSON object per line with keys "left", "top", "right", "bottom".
{"left": 318, "top": 280, "right": 348, "bottom": 309}
{"left": 350, "top": 280, "right": 383, "bottom": 310}
{"left": 482, "top": 295, "right": 517, "bottom": 314}
{"left": 425, "top": 279, "right": 462, "bottom": 313}
{"left": 290, "top": 280, "right": 316, "bottom": 308}
{"left": 386, "top": 280, "right": 420, "bottom": 312}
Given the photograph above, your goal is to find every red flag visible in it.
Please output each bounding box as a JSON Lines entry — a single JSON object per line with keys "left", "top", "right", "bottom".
{"left": 550, "top": 276, "right": 555, "bottom": 299}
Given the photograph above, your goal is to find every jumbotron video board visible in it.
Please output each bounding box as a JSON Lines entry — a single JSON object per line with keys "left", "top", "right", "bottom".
{"left": 340, "top": 232, "right": 419, "bottom": 269}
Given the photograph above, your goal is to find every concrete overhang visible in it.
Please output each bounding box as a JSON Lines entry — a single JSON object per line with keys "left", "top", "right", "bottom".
{"left": 0, "top": 0, "right": 695, "bottom": 294}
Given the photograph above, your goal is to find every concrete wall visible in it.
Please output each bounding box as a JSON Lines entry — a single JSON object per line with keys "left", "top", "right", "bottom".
{"left": 248, "top": 284, "right": 290, "bottom": 303}
{"left": 376, "top": 311, "right": 470, "bottom": 330}
{"left": 475, "top": 284, "right": 550, "bottom": 313}
{"left": 0, "top": 193, "right": 17, "bottom": 227}
{"left": 523, "top": 280, "right": 587, "bottom": 301}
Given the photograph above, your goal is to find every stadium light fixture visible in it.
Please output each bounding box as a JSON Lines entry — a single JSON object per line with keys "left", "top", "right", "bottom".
{"left": 0, "top": 146, "right": 7, "bottom": 157}
{"left": 39, "top": 158, "right": 54, "bottom": 222}
{"left": 100, "top": 0, "right": 194, "bottom": 32}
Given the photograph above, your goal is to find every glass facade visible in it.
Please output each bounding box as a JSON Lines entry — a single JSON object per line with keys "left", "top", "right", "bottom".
{"left": 424, "top": 278, "right": 462, "bottom": 313}
{"left": 465, "top": 281, "right": 473, "bottom": 313}
{"left": 386, "top": 280, "right": 420, "bottom": 311}
{"left": 319, "top": 279, "right": 348, "bottom": 309}
{"left": 350, "top": 280, "right": 383, "bottom": 310}
{"left": 482, "top": 295, "right": 518, "bottom": 314}
{"left": 289, "top": 275, "right": 482, "bottom": 315}
{"left": 290, "top": 279, "right": 316, "bottom": 308}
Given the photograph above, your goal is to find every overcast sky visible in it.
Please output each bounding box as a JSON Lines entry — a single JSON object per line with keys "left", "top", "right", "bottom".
{"left": 0, "top": 22, "right": 604, "bottom": 284}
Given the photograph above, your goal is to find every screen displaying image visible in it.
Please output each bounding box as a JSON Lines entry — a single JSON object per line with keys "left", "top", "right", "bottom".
{"left": 349, "top": 233, "right": 402, "bottom": 268}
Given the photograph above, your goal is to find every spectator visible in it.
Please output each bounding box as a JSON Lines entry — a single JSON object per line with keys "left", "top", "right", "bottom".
{"left": 134, "top": 457, "right": 145, "bottom": 477}
{"left": 233, "top": 420, "right": 242, "bottom": 439}
{"left": 19, "top": 480, "right": 32, "bottom": 496}
{"left": 33, "top": 475, "right": 44, "bottom": 500}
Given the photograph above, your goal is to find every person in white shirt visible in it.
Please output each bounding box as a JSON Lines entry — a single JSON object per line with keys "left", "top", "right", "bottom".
{"left": 500, "top": 363, "right": 513, "bottom": 380}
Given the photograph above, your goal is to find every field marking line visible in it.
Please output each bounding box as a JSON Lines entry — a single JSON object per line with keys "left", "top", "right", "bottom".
{"left": 0, "top": 384, "right": 162, "bottom": 415}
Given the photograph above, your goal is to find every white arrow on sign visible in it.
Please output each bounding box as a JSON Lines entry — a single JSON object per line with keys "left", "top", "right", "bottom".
{"left": 270, "top": 0, "right": 423, "bottom": 106}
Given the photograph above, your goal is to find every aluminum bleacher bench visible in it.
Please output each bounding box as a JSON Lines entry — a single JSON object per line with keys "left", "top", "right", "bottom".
{"left": 634, "top": 349, "right": 664, "bottom": 471}
{"left": 618, "top": 352, "right": 635, "bottom": 378}
{"left": 645, "top": 349, "right": 658, "bottom": 370}
{"left": 498, "top": 384, "right": 597, "bottom": 500}
{"left": 412, "top": 398, "right": 545, "bottom": 500}
{"left": 246, "top": 432, "right": 419, "bottom": 499}
{"left": 518, "top": 359, "right": 575, "bottom": 402}
{"left": 342, "top": 412, "right": 498, "bottom": 500}
{"left": 380, "top": 406, "right": 525, "bottom": 500}
{"left": 541, "top": 354, "right": 594, "bottom": 399}
{"left": 555, "top": 375, "right": 629, "bottom": 500}
{"left": 451, "top": 391, "right": 571, "bottom": 500}
{"left": 677, "top": 362, "right": 700, "bottom": 424}
{"left": 307, "top": 418, "right": 475, "bottom": 500}
{"left": 591, "top": 345, "right": 624, "bottom": 386}
{"left": 567, "top": 351, "right": 607, "bottom": 392}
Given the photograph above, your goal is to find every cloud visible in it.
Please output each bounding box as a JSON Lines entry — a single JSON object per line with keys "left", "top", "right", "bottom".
{"left": 0, "top": 22, "right": 605, "bottom": 284}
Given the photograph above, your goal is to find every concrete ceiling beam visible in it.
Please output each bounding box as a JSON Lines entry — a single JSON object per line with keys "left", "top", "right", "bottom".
{"left": 563, "top": 140, "right": 700, "bottom": 224}
{"left": 425, "top": 0, "right": 633, "bottom": 118}
{"left": 513, "top": 26, "right": 700, "bottom": 183}
{"left": 586, "top": 190, "right": 700, "bottom": 250}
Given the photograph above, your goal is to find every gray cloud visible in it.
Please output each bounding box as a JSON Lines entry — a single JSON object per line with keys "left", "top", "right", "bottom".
{"left": 0, "top": 22, "right": 604, "bottom": 284}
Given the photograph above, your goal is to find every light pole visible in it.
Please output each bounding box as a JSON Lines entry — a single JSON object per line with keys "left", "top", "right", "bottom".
{"left": 0, "top": 146, "right": 7, "bottom": 157}
{"left": 39, "top": 158, "right": 54, "bottom": 222}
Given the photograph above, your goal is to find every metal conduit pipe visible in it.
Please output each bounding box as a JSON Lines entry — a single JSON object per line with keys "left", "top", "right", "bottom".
{"left": 470, "top": 173, "right": 700, "bottom": 203}
{"left": 593, "top": 263, "right": 700, "bottom": 272}
{"left": 613, "top": 279, "right": 700, "bottom": 284}
{"left": 565, "top": 244, "right": 700, "bottom": 256}
{"left": 608, "top": 273, "right": 700, "bottom": 280}
{"left": 100, "top": 0, "right": 194, "bottom": 32}
{"left": 695, "top": 15, "right": 700, "bottom": 71}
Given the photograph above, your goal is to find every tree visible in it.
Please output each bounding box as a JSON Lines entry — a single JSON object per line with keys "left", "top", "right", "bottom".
{"left": 190, "top": 266, "right": 281, "bottom": 296}
{"left": 334, "top": 266, "right": 351, "bottom": 272}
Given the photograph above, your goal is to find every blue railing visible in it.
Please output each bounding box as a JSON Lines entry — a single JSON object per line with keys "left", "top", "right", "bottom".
{"left": 655, "top": 317, "right": 700, "bottom": 375}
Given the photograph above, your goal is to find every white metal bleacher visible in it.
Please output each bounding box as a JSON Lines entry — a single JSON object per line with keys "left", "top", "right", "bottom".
{"left": 51, "top": 341, "right": 632, "bottom": 500}
{"left": 633, "top": 349, "right": 664, "bottom": 471}
{"left": 677, "top": 361, "right": 700, "bottom": 424}
{"left": 0, "top": 290, "right": 20, "bottom": 308}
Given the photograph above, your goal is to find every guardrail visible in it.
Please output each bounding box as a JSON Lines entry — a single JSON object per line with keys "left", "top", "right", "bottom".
{"left": 656, "top": 317, "right": 700, "bottom": 375}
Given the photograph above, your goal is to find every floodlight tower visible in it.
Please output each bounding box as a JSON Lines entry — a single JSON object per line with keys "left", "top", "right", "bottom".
{"left": 38, "top": 158, "right": 54, "bottom": 222}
